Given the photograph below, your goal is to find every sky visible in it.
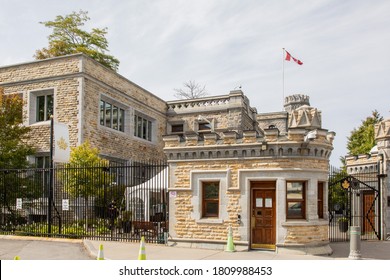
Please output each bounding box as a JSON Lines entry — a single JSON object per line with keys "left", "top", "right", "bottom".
{"left": 1, "top": 0, "right": 389, "bottom": 167}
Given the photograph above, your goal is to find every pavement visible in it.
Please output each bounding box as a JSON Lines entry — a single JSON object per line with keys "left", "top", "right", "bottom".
{"left": 2, "top": 235, "right": 390, "bottom": 260}
{"left": 83, "top": 239, "right": 390, "bottom": 260}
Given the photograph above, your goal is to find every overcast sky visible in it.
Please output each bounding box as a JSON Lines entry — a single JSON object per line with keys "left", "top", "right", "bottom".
{"left": 1, "top": 0, "right": 389, "bottom": 167}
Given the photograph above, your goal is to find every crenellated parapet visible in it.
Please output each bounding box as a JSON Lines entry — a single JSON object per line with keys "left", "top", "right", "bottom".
{"left": 284, "top": 94, "right": 310, "bottom": 113}
{"left": 163, "top": 128, "right": 335, "bottom": 161}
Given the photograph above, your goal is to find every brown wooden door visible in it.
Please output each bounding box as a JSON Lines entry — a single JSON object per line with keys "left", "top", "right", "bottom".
{"left": 251, "top": 183, "right": 276, "bottom": 249}
{"left": 362, "top": 191, "right": 375, "bottom": 233}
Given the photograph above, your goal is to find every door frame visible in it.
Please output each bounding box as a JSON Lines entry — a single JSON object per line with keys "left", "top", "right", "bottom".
{"left": 250, "top": 181, "right": 277, "bottom": 250}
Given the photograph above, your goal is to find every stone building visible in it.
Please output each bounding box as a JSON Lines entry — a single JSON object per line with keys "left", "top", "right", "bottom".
{"left": 163, "top": 92, "right": 336, "bottom": 254}
{"left": 345, "top": 118, "right": 390, "bottom": 239}
{"left": 0, "top": 53, "right": 167, "bottom": 165}
{"left": 1, "top": 54, "right": 337, "bottom": 253}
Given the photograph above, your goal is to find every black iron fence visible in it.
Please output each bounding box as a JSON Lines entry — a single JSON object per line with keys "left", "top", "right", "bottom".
{"left": 328, "top": 165, "right": 381, "bottom": 241}
{"left": 0, "top": 161, "right": 168, "bottom": 243}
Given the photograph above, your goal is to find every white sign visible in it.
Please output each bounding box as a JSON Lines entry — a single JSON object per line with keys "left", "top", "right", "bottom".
{"left": 169, "top": 191, "right": 177, "bottom": 198}
{"left": 256, "top": 198, "right": 263, "bottom": 207}
{"left": 53, "top": 122, "right": 70, "bottom": 163}
{"left": 16, "top": 198, "right": 22, "bottom": 210}
{"left": 62, "top": 199, "right": 69, "bottom": 211}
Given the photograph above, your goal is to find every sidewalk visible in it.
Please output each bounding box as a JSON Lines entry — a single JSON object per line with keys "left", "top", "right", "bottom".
{"left": 83, "top": 239, "right": 390, "bottom": 260}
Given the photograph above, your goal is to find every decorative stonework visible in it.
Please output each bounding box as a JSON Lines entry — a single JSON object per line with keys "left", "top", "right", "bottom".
{"left": 284, "top": 94, "right": 310, "bottom": 113}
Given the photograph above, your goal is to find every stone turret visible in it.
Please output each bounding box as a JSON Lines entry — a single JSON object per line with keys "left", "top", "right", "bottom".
{"left": 284, "top": 94, "right": 310, "bottom": 113}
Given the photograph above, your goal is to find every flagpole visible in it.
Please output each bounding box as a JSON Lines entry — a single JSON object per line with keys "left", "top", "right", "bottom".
{"left": 282, "top": 48, "right": 285, "bottom": 110}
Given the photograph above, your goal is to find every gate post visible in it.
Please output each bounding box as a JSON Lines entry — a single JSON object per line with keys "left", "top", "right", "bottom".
{"left": 348, "top": 226, "right": 362, "bottom": 259}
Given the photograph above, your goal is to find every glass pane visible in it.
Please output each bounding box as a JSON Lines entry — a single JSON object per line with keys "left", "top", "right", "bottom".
{"left": 100, "top": 100, "right": 105, "bottom": 125}
{"left": 36, "top": 157, "right": 44, "bottom": 168}
{"left": 112, "top": 106, "right": 118, "bottom": 130}
{"left": 135, "top": 116, "right": 138, "bottom": 136}
{"left": 36, "top": 96, "right": 45, "bottom": 121}
{"left": 137, "top": 116, "right": 142, "bottom": 137}
{"left": 171, "top": 124, "right": 183, "bottom": 133}
{"left": 119, "top": 109, "right": 125, "bottom": 132}
{"left": 287, "top": 202, "right": 303, "bottom": 218}
{"left": 287, "top": 182, "right": 303, "bottom": 199}
{"left": 142, "top": 119, "right": 148, "bottom": 139}
{"left": 147, "top": 120, "right": 152, "bottom": 141}
{"left": 105, "top": 102, "right": 112, "bottom": 128}
{"left": 204, "top": 183, "right": 219, "bottom": 199}
{"left": 46, "top": 94, "right": 53, "bottom": 120}
{"left": 206, "top": 202, "right": 219, "bottom": 216}
{"left": 256, "top": 198, "right": 263, "bottom": 207}
{"left": 265, "top": 198, "right": 272, "bottom": 208}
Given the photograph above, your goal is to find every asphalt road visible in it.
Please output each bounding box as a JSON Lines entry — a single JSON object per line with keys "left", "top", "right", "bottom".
{"left": 0, "top": 238, "right": 93, "bottom": 260}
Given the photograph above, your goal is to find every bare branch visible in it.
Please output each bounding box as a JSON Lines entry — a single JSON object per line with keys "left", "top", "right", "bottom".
{"left": 174, "top": 80, "right": 208, "bottom": 99}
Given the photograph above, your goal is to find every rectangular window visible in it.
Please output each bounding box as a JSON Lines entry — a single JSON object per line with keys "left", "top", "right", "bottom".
{"left": 36, "top": 94, "right": 53, "bottom": 122}
{"left": 134, "top": 114, "right": 153, "bottom": 141}
{"left": 202, "top": 181, "right": 220, "bottom": 217}
{"left": 318, "top": 182, "right": 324, "bottom": 219}
{"left": 171, "top": 124, "right": 184, "bottom": 133}
{"left": 286, "top": 181, "right": 306, "bottom": 219}
{"left": 99, "top": 99, "right": 125, "bottom": 132}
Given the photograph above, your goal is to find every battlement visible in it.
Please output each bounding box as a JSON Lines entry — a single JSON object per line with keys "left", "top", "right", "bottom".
{"left": 163, "top": 128, "right": 335, "bottom": 161}
{"left": 284, "top": 94, "right": 310, "bottom": 113}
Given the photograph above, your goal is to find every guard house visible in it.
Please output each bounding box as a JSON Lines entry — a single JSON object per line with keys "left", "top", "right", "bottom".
{"left": 163, "top": 91, "right": 336, "bottom": 254}
{"left": 344, "top": 118, "right": 390, "bottom": 240}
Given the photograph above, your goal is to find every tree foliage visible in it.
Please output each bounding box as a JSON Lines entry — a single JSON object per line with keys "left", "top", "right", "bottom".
{"left": 174, "top": 80, "right": 208, "bottom": 99}
{"left": 35, "top": 10, "right": 120, "bottom": 71}
{"left": 61, "top": 141, "right": 112, "bottom": 228}
{"left": 0, "top": 88, "right": 35, "bottom": 169}
{"left": 346, "top": 110, "right": 383, "bottom": 156}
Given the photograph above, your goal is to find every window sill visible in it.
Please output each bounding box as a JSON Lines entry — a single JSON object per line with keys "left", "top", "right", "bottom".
{"left": 282, "top": 220, "right": 328, "bottom": 227}
{"left": 29, "top": 120, "right": 51, "bottom": 127}
{"left": 196, "top": 218, "right": 223, "bottom": 224}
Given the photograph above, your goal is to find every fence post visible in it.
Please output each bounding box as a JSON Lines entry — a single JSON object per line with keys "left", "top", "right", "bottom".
{"left": 348, "top": 226, "right": 362, "bottom": 259}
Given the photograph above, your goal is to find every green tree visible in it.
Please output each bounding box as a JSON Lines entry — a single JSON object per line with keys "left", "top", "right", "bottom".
{"left": 61, "top": 141, "right": 112, "bottom": 230}
{"left": 0, "top": 88, "right": 35, "bottom": 169}
{"left": 346, "top": 110, "right": 383, "bottom": 156}
{"left": 35, "top": 10, "right": 120, "bottom": 71}
{"left": 1, "top": 88, "right": 36, "bottom": 226}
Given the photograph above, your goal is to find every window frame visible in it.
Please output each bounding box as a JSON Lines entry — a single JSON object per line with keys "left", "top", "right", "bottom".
{"left": 32, "top": 89, "right": 54, "bottom": 123}
{"left": 317, "top": 182, "right": 324, "bottom": 219}
{"left": 134, "top": 113, "right": 153, "bottom": 141}
{"left": 286, "top": 181, "right": 306, "bottom": 219}
{"left": 202, "top": 181, "right": 220, "bottom": 218}
{"left": 99, "top": 99, "right": 125, "bottom": 132}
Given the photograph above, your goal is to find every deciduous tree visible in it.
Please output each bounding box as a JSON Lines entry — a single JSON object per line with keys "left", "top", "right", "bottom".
{"left": 0, "top": 88, "right": 34, "bottom": 169}
{"left": 61, "top": 141, "right": 112, "bottom": 230}
{"left": 174, "top": 80, "right": 208, "bottom": 99}
{"left": 346, "top": 110, "right": 383, "bottom": 156}
{"left": 35, "top": 10, "right": 120, "bottom": 71}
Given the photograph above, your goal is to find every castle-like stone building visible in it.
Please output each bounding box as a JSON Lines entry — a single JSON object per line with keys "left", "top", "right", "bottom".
{"left": 1, "top": 54, "right": 337, "bottom": 254}
{"left": 345, "top": 119, "right": 390, "bottom": 239}
{"left": 164, "top": 92, "right": 335, "bottom": 253}
{"left": 0, "top": 54, "right": 167, "bottom": 167}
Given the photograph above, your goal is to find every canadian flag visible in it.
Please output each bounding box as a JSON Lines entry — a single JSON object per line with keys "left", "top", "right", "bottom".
{"left": 285, "top": 50, "right": 303, "bottom": 65}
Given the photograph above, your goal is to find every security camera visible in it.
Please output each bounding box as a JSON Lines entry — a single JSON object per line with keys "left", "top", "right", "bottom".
{"left": 304, "top": 130, "right": 317, "bottom": 142}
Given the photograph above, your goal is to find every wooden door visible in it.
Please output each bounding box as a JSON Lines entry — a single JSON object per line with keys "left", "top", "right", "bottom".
{"left": 362, "top": 191, "right": 375, "bottom": 233}
{"left": 251, "top": 182, "right": 276, "bottom": 249}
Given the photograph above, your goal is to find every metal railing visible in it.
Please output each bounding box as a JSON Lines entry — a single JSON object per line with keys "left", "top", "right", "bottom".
{"left": 0, "top": 161, "right": 168, "bottom": 243}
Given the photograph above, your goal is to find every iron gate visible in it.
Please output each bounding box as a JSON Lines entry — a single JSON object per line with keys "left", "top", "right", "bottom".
{"left": 328, "top": 165, "right": 381, "bottom": 241}
{"left": 0, "top": 161, "right": 168, "bottom": 243}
